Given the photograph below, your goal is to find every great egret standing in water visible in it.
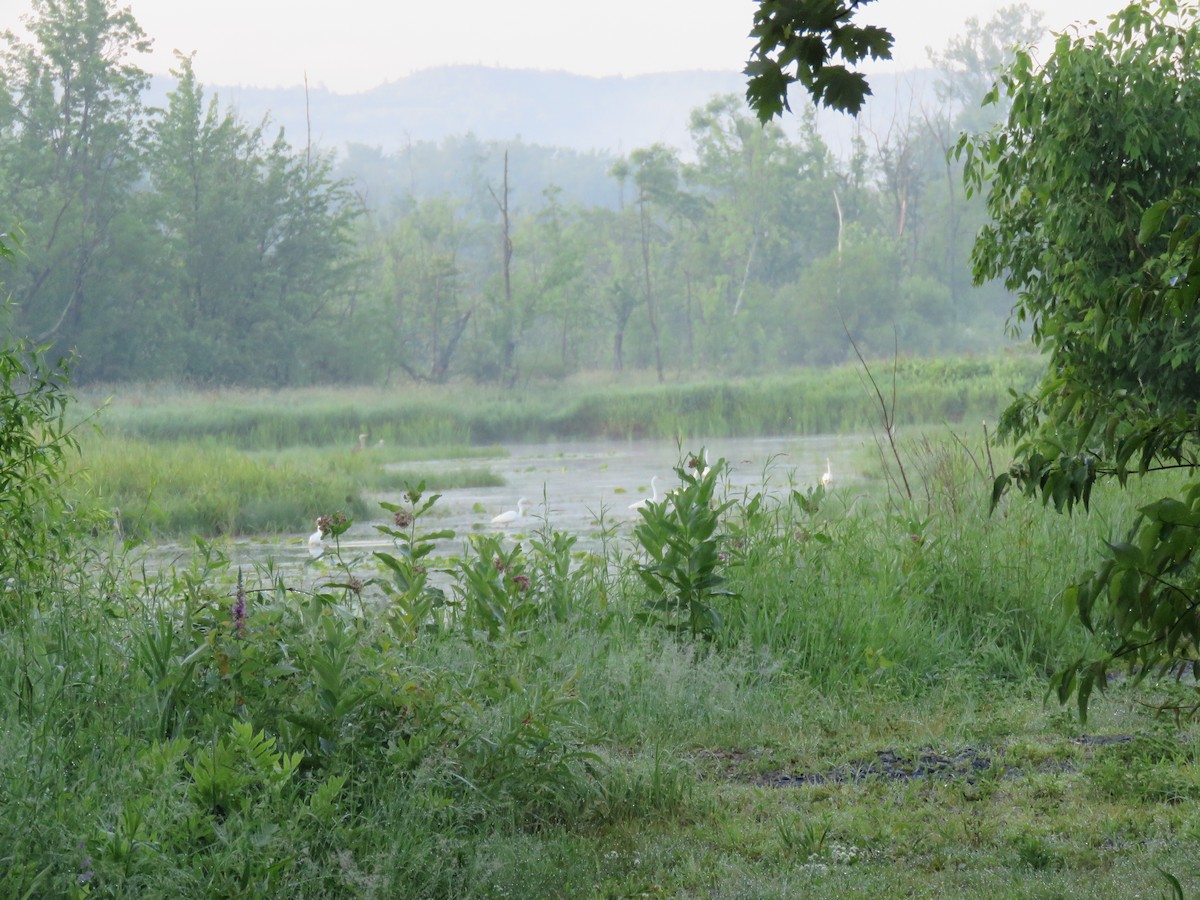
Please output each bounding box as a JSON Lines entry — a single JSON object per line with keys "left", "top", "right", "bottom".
{"left": 821, "top": 458, "right": 833, "bottom": 489}
{"left": 629, "top": 476, "right": 664, "bottom": 510}
{"left": 308, "top": 519, "right": 326, "bottom": 557}
{"left": 492, "top": 497, "right": 531, "bottom": 526}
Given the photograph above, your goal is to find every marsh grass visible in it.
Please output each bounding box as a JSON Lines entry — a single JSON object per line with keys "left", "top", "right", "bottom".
{"left": 67, "top": 436, "right": 504, "bottom": 537}
{"left": 75, "top": 353, "right": 1042, "bottom": 448}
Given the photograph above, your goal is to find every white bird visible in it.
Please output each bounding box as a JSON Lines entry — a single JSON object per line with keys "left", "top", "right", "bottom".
{"left": 821, "top": 458, "right": 833, "bottom": 489}
{"left": 307, "top": 520, "right": 325, "bottom": 557}
{"left": 491, "top": 497, "right": 531, "bottom": 526}
{"left": 629, "top": 476, "right": 664, "bottom": 510}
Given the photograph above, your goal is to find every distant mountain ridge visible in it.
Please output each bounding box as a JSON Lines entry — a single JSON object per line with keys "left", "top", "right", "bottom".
{"left": 178, "top": 67, "right": 745, "bottom": 156}
{"left": 150, "top": 65, "right": 941, "bottom": 159}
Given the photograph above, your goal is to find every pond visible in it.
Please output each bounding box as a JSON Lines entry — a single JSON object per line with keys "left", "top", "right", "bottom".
{"left": 141, "top": 433, "right": 876, "bottom": 578}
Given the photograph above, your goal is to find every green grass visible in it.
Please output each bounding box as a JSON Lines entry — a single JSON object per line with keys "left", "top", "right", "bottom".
{"left": 9, "top": 362, "right": 1200, "bottom": 897}
{"left": 67, "top": 435, "right": 503, "bottom": 537}
{"left": 6, "top": 423, "right": 1200, "bottom": 897}
{"left": 74, "top": 352, "right": 1043, "bottom": 448}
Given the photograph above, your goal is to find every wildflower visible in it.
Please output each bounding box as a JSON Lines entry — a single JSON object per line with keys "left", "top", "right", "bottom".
{"left": 348, "top": 576, "right": 364, "bottom": 595}
{"left": 493, "top": 556, "right": 508, "bottom": 574}
{"left": 511, "top": 574, "right": 530, "bottom": 592}
{"left": 393, "top": 509, "right": 414, "bottom": 529}
{"left": 316, "top": 514, "right": 333, "bottom": 537}
{"left": 232, "top": 568, "right": 248, "bottom": 638}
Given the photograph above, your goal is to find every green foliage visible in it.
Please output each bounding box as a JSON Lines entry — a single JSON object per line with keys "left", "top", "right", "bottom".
{"left": 186, "top": 721, "right": 304, "bottom": 818}
{"left": 0, "top": 322, "right": 80, "bottom": 623}
{"left": 70, "top": 436, "right": 373, "bottom": 537}
{"left": 4, "top": 414, "right": 1196, "bottom": 895}
{"left": 778, "top": 813, "right": 831, "bottom": 859}
{"left": 0, "top": 1, "right": 1032, "bottom": 387}
{"left": 966, "top": 2, "right": 1200, "bottom": 716}
{"left": 745, "top": 0, "right": 894, "bottom": 118}
{"left": 144, "top": 53, "right": 362, "bottom": 384}
{"left": 373, "top": 482, "right": 454, "bottom": 640}
{"left": 453, "top": 535, "right": 545, "bottom": 641}
{"left": 0, "top": 0, "right": 150, "bottom": 361}
{"left": 83, "top": 357, "right": 1039, "bottom": 445}
{"left": 446, "top": 665, "right": 603, "bottom": 821}
{"left": 632, "top": 452, "right": 738, "bottom": 640}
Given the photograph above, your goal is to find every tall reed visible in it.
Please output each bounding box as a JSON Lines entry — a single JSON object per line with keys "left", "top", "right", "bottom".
{"left": 76, "top": 353, "right": 1043, "bottom": 448}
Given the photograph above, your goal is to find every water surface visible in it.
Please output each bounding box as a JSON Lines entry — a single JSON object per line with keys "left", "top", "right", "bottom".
{"left": 148, "top": 434, "right": 873, "bottom": 577}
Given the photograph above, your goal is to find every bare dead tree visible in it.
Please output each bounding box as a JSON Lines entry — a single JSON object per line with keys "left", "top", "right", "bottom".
{"left": 488, "top": 151, "right": 516, "bottom": 383}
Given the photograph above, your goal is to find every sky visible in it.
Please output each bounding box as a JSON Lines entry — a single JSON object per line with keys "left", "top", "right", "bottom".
{"left": 0, "top": 0, "right": 1130, "bottom": 94}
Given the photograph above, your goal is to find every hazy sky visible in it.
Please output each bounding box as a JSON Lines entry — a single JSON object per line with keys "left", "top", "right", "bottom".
{"left": 1, "top": 1, "right": 1129, "bottom": 93}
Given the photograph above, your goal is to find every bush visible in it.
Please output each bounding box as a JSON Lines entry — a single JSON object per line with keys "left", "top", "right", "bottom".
{"left": 0, "top": 322, "right": 83, "bottom": 624}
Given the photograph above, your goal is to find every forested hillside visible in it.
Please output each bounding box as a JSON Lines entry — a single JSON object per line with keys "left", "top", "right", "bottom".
{"left": 0, "top": 1, "right": 1043, "bottom": 386}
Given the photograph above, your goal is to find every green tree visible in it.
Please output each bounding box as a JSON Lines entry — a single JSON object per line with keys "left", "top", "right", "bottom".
{"left": 920, "top": 5, "right": 1045, "bottom": 334}
{"left": 629, "top": 144, "right": 687, "bottom": 383}
{"left": 687, "top": 96, "right": 837, "bottom": 304}
{"left": 373, "top": 197, "right": 478, "bottom": 383}
{"left": 965, "top": 1, "right": 1200, "bottom": 716}
{"left": 0, "top": 0, "right": 149, "bottom": 359}
{"left": 146, "top": 54, "right": 361, "bottom": 384}
{"left": 517, "top": 185, "right": 589, "bottom": 374}
{"left": 575, "top": 202, "right": 639, "bottom": 373}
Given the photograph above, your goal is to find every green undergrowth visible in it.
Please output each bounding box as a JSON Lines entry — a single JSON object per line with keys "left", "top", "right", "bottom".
{"left": 75, "top": 353, "right": 1042, "bottom": 449}
{"left": 6, "top": 433, "right": 1200, "bottom": 897}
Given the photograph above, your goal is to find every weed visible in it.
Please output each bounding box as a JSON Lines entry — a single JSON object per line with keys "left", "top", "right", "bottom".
{"left": 632, "top": 452, "right": 739, "bottom": 640}
{"left": 778, "top": 814, "right": 831, "bottom": 859}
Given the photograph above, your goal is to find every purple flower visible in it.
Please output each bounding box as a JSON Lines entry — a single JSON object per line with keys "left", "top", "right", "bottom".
{"left": 233, "top": 569, "right": 248, "bottom": 638}
{"left": 78, "top": 853, "right": 94, "bottom": 885}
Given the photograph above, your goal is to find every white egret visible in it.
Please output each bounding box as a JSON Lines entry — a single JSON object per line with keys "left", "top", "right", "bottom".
{"left": 629, "top": 476, "right": 663, "bottom": 510}
{"left": 821, "top": 458, "right": 833, "bottom": 489}
{"left": 307, "top": 519, "right": 326, "bottom": 557}
{"left": 491, "top": 497, "right": 531, "bottom": 525}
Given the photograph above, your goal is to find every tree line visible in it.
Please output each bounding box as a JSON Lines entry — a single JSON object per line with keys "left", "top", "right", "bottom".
{"left": 0, "top": 0, "right": 1042, "bottom": 386}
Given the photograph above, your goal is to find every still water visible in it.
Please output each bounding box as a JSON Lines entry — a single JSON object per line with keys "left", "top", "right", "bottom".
{"left": 148, "top": 434, "right": 874, "bottom": 576}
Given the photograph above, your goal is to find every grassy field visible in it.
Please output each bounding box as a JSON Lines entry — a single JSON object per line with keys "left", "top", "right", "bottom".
{"left": 5, "top": 377, "right": 1200, "bottom": 896}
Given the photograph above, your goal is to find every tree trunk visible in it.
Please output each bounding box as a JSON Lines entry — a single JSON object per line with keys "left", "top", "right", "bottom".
{"left": 638, "top": 197, "right": 664, "bottom": 383}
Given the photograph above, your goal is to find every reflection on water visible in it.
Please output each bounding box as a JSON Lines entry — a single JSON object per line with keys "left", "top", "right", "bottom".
{"left": 142, "top": 434, "right": 872, "bottom": 578}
